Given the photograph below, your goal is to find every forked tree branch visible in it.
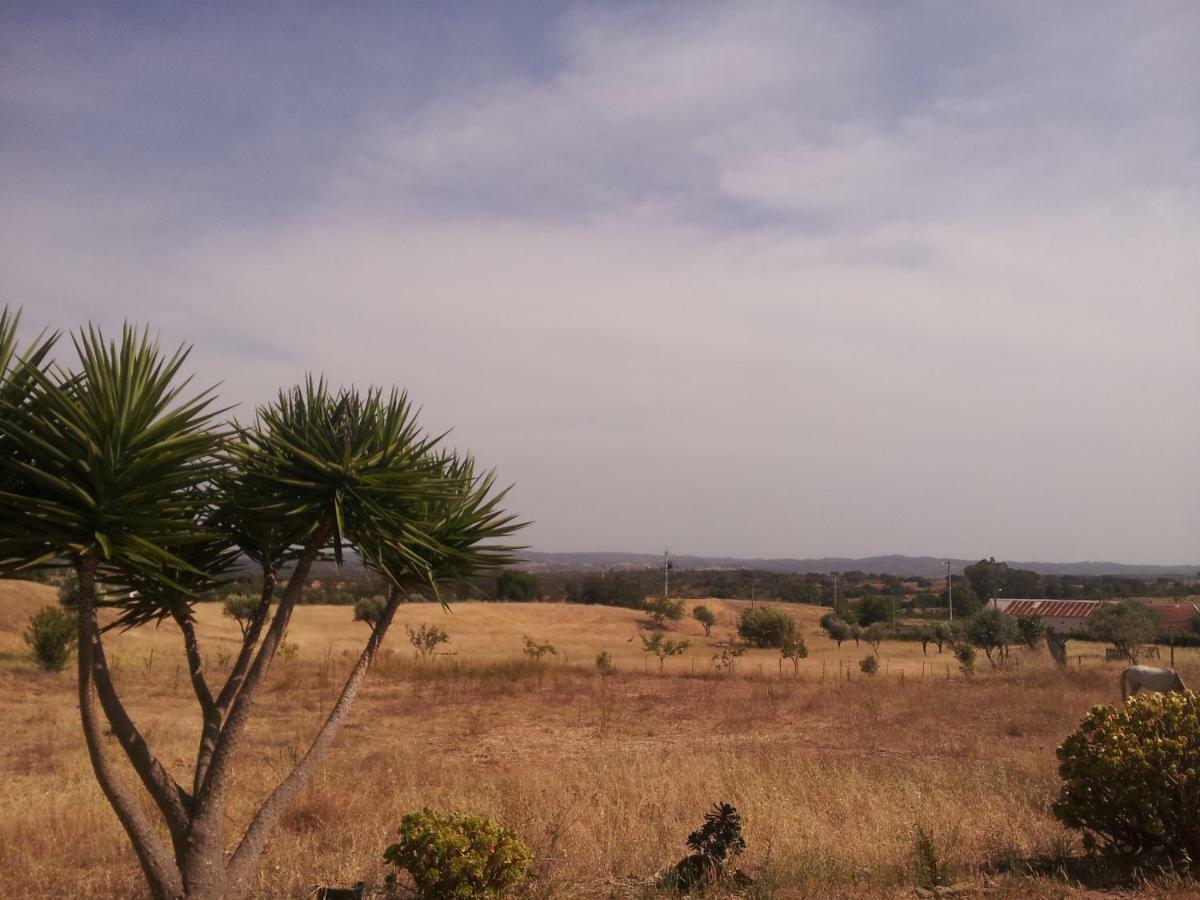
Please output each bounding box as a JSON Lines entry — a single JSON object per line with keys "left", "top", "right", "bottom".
{"left": 75, "top": 560, "right": 184, "bottom": 900}
{"left": 192, "top": 569, "right": 275, "bottom": 797}
{"left": 224, "top": 585, "right": 402, "bottom": 893}
{"left": 181, "top": 536, "right": 327, "bottom": 894}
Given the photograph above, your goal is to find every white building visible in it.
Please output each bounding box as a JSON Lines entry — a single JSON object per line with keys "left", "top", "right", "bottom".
{"left": 994, "top": 598, "right": 1101, "bottom": 635}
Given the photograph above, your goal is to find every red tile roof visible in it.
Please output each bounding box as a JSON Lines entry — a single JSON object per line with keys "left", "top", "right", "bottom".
{"left": 1002, "top": 599, "right": 1102, "bottom": 619}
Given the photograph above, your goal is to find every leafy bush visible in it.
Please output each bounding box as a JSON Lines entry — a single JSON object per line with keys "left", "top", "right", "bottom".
{"left": 737, "top": 606, "right": 796, "bottom": 648}
{"left": 383, "top": 808, "right": 532, "bottom": 899}
{"left": 24, "top": 605, "right": 77, "bottom": 671}
{"left": 1054, "top": 692, "right": 1200, "bottom": 858}
{"left": 692, "top": 604, "right": 716, "bottom": 637}
{"left": 954, "top": 644, "right": 976, "bottom": 677}
{"left": 668, "top": 802, "right": 747, "bottom": 892}
{"left": 859, "top": 654, "right": 879, "bottom": 676}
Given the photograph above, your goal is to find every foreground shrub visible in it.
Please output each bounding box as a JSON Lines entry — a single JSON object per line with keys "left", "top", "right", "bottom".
{"left": 383, "top": 809, "right": 532, "bottom": 899}
{"left": 859, "top": 654, "right": 879, "bottom": 676}
{"left": 24, "top": 605, "right": 77, "bottom": 671}
{"left": 667, "top": 802, "right": 747, "bottom": 892}
{"left": 737, "top": 606, "right": 796, "bottom": 648}
{"left": 353, "top": 594, "right": 388, "bottom": 627}
{"left": 1054, "top": 692, "right": 1200, "bottom": 858}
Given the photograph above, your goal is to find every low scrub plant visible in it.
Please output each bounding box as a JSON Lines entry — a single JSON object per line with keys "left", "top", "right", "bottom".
{"left": 24, "top": 605, "right": 77, "bottom": 671}
{"left": 859, "top": 654, "right": 879, "bottom": 676}
{"left": 1054, "top": 691, "right": 1200, "bottom": 859}
{"left": 641, "top": 631, "right": 689, "bottom": 672}
{"left": 409, "top": 623, "right": 451, "bottom": 658}
{"left": 383, "top": 808, "right": 532, "bottom": 899}
{"left": 595, "top": 650, "right": 614, "bottom": 675}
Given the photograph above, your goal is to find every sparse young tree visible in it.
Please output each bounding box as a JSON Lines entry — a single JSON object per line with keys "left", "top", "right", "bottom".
{"left": 408, "top": 623, "right": 451, "bottom": 658}
{"left": 863, "top": 622, "right": 888, "bottom": 657}
{"left": 712, "top": 640, "right": 746, "bottom": 674}
{"left": 825, "top": 618, "right": 851, "bottom": 649}
{"left": 522, "top": 634, "right": 557, "bottom": 661}
{"left": 222, "top": 595, "right": 261, "bottom": 638}
{"left": 965, "top": 608, "right": 1019, "bottom": 668}
{"left": 692, "top": 604, "right": 716, "bottom": 637}
{"left": 0, "top": 310, "right": 522, "bottom": 899}
{"left": 929, "top": 621, "right": 951, "bottom": 654}
{"left": 641, "top": 631, "right": 689, "bottom": 672}
{"left": 914, "top": 623, "right": 933, "bottom": 655}
{"left": 1016, "top": 614, "right": 1044, "bottom": 649}
{"left": 780, "top": 635, "right": 808, "bottom": 674}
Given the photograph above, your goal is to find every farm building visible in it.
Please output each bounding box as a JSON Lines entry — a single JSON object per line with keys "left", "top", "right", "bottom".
{"left": 994, "top": 598, "right": 1101, "bottom": 635}
{"left": 1146, "top": 601, "right": 1200, "bottom": 634}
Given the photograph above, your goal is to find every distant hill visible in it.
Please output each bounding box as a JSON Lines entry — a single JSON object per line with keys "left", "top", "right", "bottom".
{"left": 517, "top": 552, "right": 1199, "bottom": 579}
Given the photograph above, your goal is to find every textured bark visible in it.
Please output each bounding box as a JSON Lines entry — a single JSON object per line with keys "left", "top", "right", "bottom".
{"left": 76, "top": 559, "right": 184, "bottom": 899}
{"left": 224, "top": 588, "right": 401, "bottom": 895}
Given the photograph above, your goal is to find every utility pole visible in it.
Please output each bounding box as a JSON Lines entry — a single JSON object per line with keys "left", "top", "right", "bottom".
{"left": 663, "top": 549, "right": 670, "bottom": 603}
{"left": 945, "top": 561, "right": 953, "bottom": 621}
{"left": 832, "top": 571, "right": 840, "bottom": 612}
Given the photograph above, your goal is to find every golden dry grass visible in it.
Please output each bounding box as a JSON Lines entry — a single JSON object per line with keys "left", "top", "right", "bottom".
{"left": 2, "top": 581, "right": 1198, "bottom": 898}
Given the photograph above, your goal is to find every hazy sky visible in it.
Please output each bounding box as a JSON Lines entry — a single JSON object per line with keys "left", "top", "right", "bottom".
{"left": 3, "top": 3, "right": 1198, "bottom": 563}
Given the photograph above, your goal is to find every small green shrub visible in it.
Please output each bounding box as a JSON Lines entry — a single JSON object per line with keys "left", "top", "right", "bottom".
{"left": 24, "top": 605, "right": 77, "bottom": 671}
{"left": 954, "top": 644, "right": 976, "bottom": 677}
{"left": 668, "top": 802, "right": 747, "bottom": 892}
{"left": 859, "top": 654, "right": 879, "bottom": 676}
{"left": 1054, "top": 692, "right": 1200, "bottom": 858}
{"left": 737, "top": 606, "right": 796, "bottom": 648}
{"left": 522, "top": 634, "right": 557, "bottom": 661}
{"left": 409, "top": 623, "right": 450, "bottom": 658}
{"left": 383, "top": 808, "right": 532, "bottom": 899}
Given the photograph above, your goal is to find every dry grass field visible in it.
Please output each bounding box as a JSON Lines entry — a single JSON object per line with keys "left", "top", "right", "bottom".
{"left": 2, "top": 580, "right": 1198, "bottom": 898}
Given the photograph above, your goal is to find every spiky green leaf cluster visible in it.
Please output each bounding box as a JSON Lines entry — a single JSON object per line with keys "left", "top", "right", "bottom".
{"left": 0, "top": 318, "right": 225, "bottom": 589}
{"left": 0, "top": 308, "right": 525, "bottom": 625}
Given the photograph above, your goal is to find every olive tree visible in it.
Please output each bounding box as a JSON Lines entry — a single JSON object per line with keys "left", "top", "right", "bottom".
{"left": 1088, "top": 600, "right": 1163, "bottom": 663}
{"left": 0, "top": 311, "right": 522, "bottom": 899}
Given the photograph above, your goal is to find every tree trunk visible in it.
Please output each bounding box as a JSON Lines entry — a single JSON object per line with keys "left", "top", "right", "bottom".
{"left": 223, "top": 589, "right": 402, "bottom": 895}
{"left": 75, "top": 559, "right": 184, "bottom": 899}
{"left": 181, "top": 542, "right": 324, "bottom": 898}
